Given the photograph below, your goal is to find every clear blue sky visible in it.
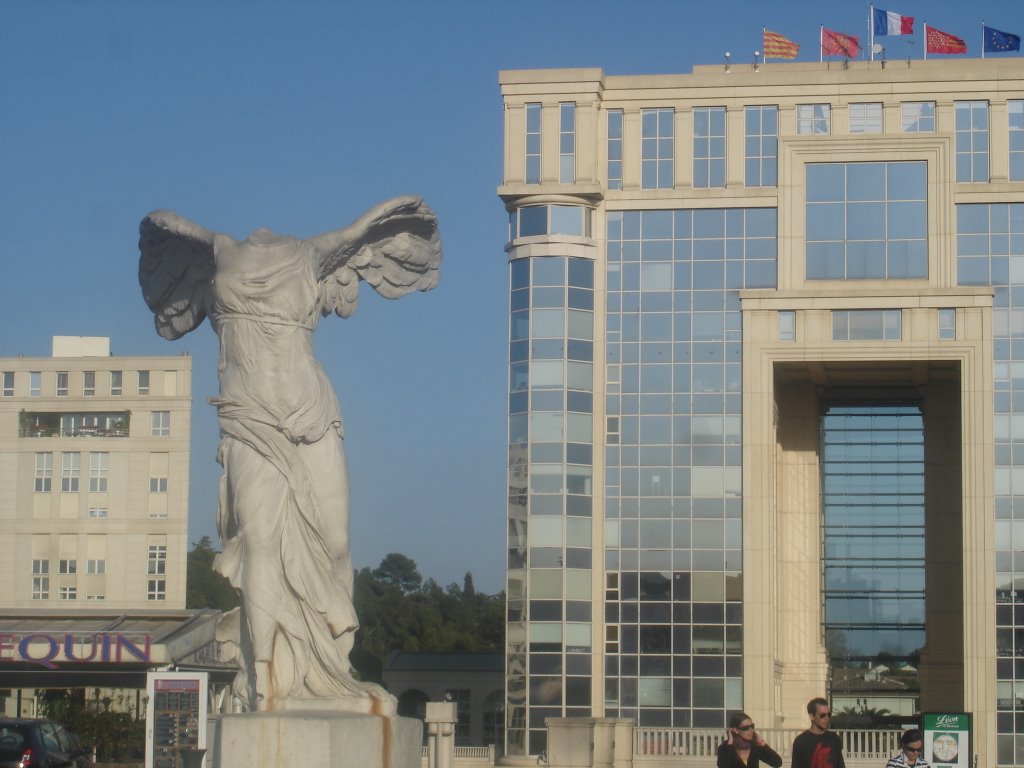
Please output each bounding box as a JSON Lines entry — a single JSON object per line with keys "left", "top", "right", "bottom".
{"left": 1, "top": 0, "right": 1019, "bottom": 594}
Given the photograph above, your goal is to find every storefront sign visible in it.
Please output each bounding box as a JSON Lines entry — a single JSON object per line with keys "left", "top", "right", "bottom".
{"left": 923, "top": 712, "right": 972, "bottom": 768}
{"left": 0, "top": 633, "right": 152, "bottom": 669}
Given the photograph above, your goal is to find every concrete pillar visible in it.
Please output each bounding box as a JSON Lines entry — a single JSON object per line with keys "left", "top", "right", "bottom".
{"left": 425, "top": 702, "right": 457, "bottom": 768}
{"left": 546, "top": 718, "right": 635, "bottom": 768}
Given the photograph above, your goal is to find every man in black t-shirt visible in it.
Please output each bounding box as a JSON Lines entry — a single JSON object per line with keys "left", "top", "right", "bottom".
{"left": 791, "top": 698, "right": 846, "bottom": 768}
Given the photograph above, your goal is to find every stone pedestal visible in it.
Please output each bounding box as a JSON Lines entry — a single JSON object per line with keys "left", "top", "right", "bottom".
{"left": 213, "top": 710, "right": 422, "bottom": 768}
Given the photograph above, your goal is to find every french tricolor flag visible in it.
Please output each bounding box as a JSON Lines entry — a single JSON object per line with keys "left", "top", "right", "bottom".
{"left": 873, "top": 7, "right": 914, "bottom": 36}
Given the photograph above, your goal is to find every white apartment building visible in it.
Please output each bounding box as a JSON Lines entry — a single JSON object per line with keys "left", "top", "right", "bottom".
{"left": 0, "top": 336, "right": 191, "bottom": 608}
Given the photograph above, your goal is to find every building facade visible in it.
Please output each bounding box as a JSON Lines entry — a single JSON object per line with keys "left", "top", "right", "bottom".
{"left": 0, "top": 336, "right": 191, "bottom": 609}
{"left": 499, "top": 58, "right": 1024, "bottom": 765}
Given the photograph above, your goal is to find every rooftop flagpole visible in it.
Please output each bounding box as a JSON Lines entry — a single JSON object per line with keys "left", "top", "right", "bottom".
{"left": 870, "top": 4, "right": 875, "bottom": 61}
{"left": 820, "top": 24, "right": 824, "bottom": 62}
{"left": 981, "top": 20, "right": 986, "bottom": 59}
{"left": 923, "top": 21, "right": 928, "bottom": 60}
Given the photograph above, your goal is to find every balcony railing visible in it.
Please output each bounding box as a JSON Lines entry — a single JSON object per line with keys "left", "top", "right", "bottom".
{"left": 19, "top": 410, "right": 130, "bottom": 438}
{"left": 634, "top": 727, "right": 901, "bottom": 760}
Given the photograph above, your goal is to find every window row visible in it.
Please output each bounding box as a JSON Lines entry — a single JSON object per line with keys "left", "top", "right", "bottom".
{"left": 34, "top": 451, "right": 170, "bottom": 493}
{"left": 523, "top": 100, "right": 1024, "bottom": 190}
{"left": 3, "top": 369, "right": 154, "bottom": 397}
{"left": 20, "top": 410, "right": 170, "bottom": 438}
{"left": 31, "top": 546, "right": 166, "bottom": 601}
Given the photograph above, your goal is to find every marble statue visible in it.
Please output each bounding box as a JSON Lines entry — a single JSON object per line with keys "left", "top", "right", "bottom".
{"left": 138, "top": 196, "right": 441, "bottom": 714}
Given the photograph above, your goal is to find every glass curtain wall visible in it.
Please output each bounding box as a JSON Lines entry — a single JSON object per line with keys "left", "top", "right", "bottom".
{"left": 604, "top": 207, "right": 776, "bottom": 728}
{"left": 507, "top": 251, "right": 595, "bottom": 757}
{"left": 957, "top": 203, "right": 1024, "bottom": 765}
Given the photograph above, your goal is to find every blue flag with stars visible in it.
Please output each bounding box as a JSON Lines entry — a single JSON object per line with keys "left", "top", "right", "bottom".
{"left": 984, "top": 26, "right": 1021, "bottom": 53}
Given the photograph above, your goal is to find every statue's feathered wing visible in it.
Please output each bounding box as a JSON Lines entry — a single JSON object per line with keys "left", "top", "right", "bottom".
{"left": 313, "top": 195, "right": 441, "bottom": 318}
{"left": 138, "top": 210, "right": 217, "bottom": 340}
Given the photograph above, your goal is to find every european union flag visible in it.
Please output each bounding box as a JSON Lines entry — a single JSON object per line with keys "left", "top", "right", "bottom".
{"left": 984, "top": 26, "right": 1021, "bottom": 53}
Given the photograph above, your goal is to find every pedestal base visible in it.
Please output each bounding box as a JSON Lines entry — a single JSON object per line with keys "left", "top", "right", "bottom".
{"left": 213, "top": 710, "right": 422, "bottom": 768}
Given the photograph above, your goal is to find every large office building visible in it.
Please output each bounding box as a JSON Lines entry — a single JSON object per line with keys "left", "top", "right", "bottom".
{"left": 499, "top": 58, "right": 1024, "bottom": 764}
{"left": 0, "top": 336, "right": 191, "bottom": 609}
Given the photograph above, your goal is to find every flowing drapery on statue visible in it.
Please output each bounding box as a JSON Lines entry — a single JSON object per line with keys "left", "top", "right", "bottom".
{"left": 138, "top": 197, "right": 441, "bottom": 713}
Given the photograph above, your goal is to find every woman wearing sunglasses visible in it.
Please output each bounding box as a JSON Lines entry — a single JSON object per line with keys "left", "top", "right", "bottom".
{"left": 885, "top": 729, "right": 929, "bottom": 768}
{"left": 717, "top": 712, "right": 783, "bottom": 768}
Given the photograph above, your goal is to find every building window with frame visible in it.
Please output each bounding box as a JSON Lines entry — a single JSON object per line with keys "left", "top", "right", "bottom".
{"left": 525, "top": 103, "right": 542, "bottom": 184}
{"left": 32, "top": 560, "right": 49, "bottom": 600}
{"left": 693, "top": 106, "right": 726, "bottom": 188}
{"left": 61, "top": 452, "right": 80, "bottom": 493}
{"left": 832, "top": 309, "right": 902, "bottom": 340}
{"left": 147, "top": 580, "right": 166, "bottom": 601}
{"left": 58, "top": 586, "right": 77, "bottom": 601}
{"left": 59, "top": 559, "right": 77, "bottom": 575}
{"left": 87, "top": 593, "right": 106, "bottom": 601}
{"left": 137, "top": 369, "right": 150, "bottom": 395}
{"left": 83, "top": 371, "right": 95, "bottom": 396}
{"left": 797, "top": 104, "right": 830, "bottom": 134}
{"left": 938, "top": 308, "right": 957, "bottom": 340}
{"left": 608, "top": 110, "right": 624, "bottom": 190}
{"left": 902, "top": 101, "right": 935, "bottom": 132}
{"left": 1009, "top": 101, "right": 1024, "bottom": 182}
{"left": 779, "top": 310, "right": 796, "bottom": 341}
{"left": 955, "top": 100, "right": 989, "bottom": 182}
{"left": 147, "top": 544, "right": 167, "bottom": 601}
{"left": 745, "top": 106, "right": 778, "bottom": 187}
{"left": 34, "top": 452, "right": 53, "bottom": 492}
{"left": 88, "top": 507, "right": 108, "bottom": 518}
{"left": 152, "top": 411, "right": 171, "bottom": 437}
{"left": 89, "top": 452, "right": 109, "bottom": 492}
{"left": 110, "top": 370, "right": 123, "bottom": 396}
{"left": 559, "top": 102, "right": 576, "bottom": 184}
{"left": 806, "top": 161, "right": 927, "bottom": 279}
{"left": 641, "top": 108, "right": 674, "bottom": 189}
{"left": 2, "top": 371, "right": 13, "bottom": 397}
{"left": 29, "top": 372, "right": 41, "bottom": 397}
{"left": 849, "top": 103, "right": 883, "bottom": 133}
{"left": 150, "top": 476, "right": 168, "bottom": 493}
{"left": 56, "top": 371, "right": 68, "bottom": 397}
{"left": 87, "top": 559, "right": 105, "bottom": 575}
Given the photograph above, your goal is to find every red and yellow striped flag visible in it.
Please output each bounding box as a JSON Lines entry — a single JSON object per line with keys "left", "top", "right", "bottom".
{"left": 763, "top": 29, "right": 800, "bottom": 59}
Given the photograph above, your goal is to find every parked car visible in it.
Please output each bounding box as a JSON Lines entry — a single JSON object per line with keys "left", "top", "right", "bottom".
{"left": 0, "top": 718, "right": 91, "bottom": 768}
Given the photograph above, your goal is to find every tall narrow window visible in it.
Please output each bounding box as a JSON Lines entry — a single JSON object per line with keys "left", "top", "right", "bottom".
{"left": 34, "top": 453, "right": 53, "bottom": 492}
{"left": 152, "top": 411, "right": 171, "bottom": 437}
{"left": 778, "top": 310, "right": 796, "bottom": 341}
{"left": 797, "top": 104, "right": 830, "bottom": 134}
{"left": 693, "top": 107, "right": 726, "bottom": 188}
{"left": 2, "top": 372, "right": 13, "bottom": 397}
{"left": 938, "top": 308, "right": 957, "bottom": 340}
{"left": 902, "top": 102, "right": 935, "bottom": 132}
{"left": 559, "top": 103, "right": 576, "bottom": 184}
{"left": 61, "top": 452, "right": 80, "bottom": 492}
{"left": 147, "top": 544, "right": 167, "bottom": 601}
{"left": 849, "top": 103, "right": 883, "bottom": 133}
{"left": 83, "top": 371, "right": 95, "bottom": 396}
{"left": 525, "top": 103, "right": 542, "bottom": 184}
{"left": 56, "top": 371, "right": 68, "bottom": 397}
{"left": 745, "top": 106, "right": 778, "bottom": 187}
{"left": 955, "top": 100, "right": 990, "bottom": 182}
{"left": 29, "top": 372, "right": 40, "bottom": 397}
{"left": 110, "top": 370, "right": 123, "bottom": 396}
{"left": 641, "top": 108, "right": 674, "bottom": 189}
{"left": 89, "top": 452, "right": 109, "bottom": 492}
{"left": 32, "top": 560, "right": 49, "bottom": 600}
{"left": 137, "top": 370, "right": 150, "bottom": 395}
{"left": 1009, "top": 101, "right": 1024, "bottom": 182}
{"left": 608, "top": 110, "right": 624, "bottom": 190}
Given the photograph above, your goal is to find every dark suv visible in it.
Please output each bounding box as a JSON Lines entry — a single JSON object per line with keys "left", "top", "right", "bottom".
{"left": 0, "top": 719, "right": 91, "bottom": 768}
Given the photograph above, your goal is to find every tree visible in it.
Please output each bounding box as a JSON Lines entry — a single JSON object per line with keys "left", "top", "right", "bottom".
{"left": 186, "top": 536, "right": 239, "bottom": 611}
{"left": 373, "top": 552, "right": 423, "bottom": 594}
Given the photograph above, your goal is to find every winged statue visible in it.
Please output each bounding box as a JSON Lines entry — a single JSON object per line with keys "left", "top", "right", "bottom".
{"left": 138, "top": 196, "right": 441, "bottom": 713}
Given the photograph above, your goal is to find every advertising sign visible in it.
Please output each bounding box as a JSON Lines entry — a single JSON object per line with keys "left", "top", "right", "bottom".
{"left": 145, "top": 671, "right": 208, "bottom": 768}
{"left": 922, "top": 712, "right": 972, "bottom": 768}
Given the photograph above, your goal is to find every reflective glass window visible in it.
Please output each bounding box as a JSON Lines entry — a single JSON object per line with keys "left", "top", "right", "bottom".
{"left": 955, "top": 100, "right": 989, "bottom": 183}
{"left": 525, "top": 103, "right": 541, "bottom": 184}
{"left": 901, "top": 101, "right": 935, "bottom": 132}
{"left": 608, "top": 110, "right": 624, "bottom": 190}
{"left": 559, "top": 103, "right": 575, "bottom": 184}
{"left": 797, "top": 104, "right": 830, "bottom": 135}
{"left": 1010, "top": 102, "right": 1024, "bottom": 182}
{"left": 848, "top": 103, "right": 882, "bottom": 133}
{"left": 693, "top": 107, "right": 726, "bottom": 188}
{"left": 641, "top": 108, "right": 674, "bottom": 189}
{"left": 745, "top": 106, "right": 777, "bottom": 187}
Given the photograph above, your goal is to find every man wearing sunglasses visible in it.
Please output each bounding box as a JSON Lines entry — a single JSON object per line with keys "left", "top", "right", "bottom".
{"left": 792, "top": 698, "right": 846, "bottom": 768}
{"left": 885, "top": 729, "right": 929, "bottom": 768}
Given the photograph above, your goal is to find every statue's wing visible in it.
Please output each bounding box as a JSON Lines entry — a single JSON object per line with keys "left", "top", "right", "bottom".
{"left": 138, "top": 210, "right": 217, "bottom": 340}
{"left": 312, "top": 196, "right": 441, "bottom": 319}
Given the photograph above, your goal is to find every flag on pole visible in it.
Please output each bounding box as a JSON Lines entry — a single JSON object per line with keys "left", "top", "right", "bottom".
{"left": 984, "top": 26, "right": 1021, "bottom": 53}
{"left": 822, "top": 28, "right": 860, "bottom": 58}
{"left": 763, "top": 29, "right": 800, "bottom": 59}
{"left": 872, "top": 7, "right": 914, "bottom": 36}
{"left": 926, "top": 25, "right": 967, "bottom": 54}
